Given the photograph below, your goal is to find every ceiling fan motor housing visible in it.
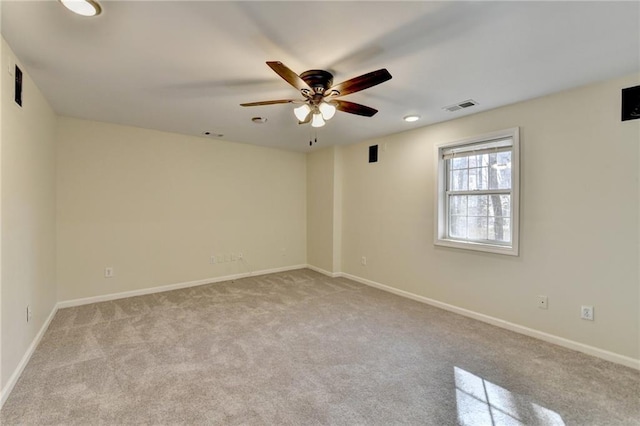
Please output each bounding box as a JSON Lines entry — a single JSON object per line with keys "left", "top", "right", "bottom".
{"left": 299, "top": 70, "right": 334, "bottom": 95}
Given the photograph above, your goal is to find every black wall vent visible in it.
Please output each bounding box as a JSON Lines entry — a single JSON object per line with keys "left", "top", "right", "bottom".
{"left": 369, "top": 145, "right": 378, "bottom": 163}
{"left": 622, "top": 85, "right": 640, "bottom": 121}
{"left": 14, "top": 65, "right": 23, "bottom": 107}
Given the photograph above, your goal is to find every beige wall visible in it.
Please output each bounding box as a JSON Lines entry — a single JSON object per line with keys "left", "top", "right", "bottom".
{"left": 339, "top": 74, "right": 640, "bottom": 360}
{"left": 307, "top": 145, "right": 344, "bottom": 275}
{"left": 332, "top": 147, "right": 343, "bottom": 273}
{"left": 56, "top": 117, "right": 306, "bottom": 301}
{"left": 307, "top": 147, "right": 335, "bottom": 273}
{"left": 1, "top": 38, "right": 57, "bottom": 391}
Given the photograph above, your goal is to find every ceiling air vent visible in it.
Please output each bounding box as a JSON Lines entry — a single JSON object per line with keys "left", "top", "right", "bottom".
{"left": 443, "top": 99, "right": 478, "bottom": 112}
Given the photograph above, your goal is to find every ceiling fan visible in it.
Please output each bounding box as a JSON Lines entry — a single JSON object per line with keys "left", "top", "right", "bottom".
{"left": 240, "top": 61, "right": 392, "bottom": 127}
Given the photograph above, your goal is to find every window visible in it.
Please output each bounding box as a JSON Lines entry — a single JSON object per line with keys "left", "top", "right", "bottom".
{"left": 435, "top": 128, "right": 520, "bottom": 255}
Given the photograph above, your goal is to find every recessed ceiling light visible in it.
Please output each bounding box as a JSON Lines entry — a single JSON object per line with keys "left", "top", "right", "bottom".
{"left": 403, "top": 115, "right": 421, "bottom": 122}
{"left": 251, "top": 117, "right": 267, "bottom": 124}
{"left": 59, "top": 0, "right": 102, "bottom": 17}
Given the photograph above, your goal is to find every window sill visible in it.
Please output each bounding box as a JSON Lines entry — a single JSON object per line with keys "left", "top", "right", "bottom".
{"left": 434, "top": 238, "right": 519, "bottom": 256}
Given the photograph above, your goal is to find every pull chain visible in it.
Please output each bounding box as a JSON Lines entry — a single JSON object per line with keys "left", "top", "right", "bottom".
{"left": 307, "top": 129, "right": 319, "bottom": 147}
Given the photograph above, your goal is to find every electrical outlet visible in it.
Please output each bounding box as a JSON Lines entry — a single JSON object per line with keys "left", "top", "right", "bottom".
{"left": 238, "top": 253, "right": 243, "bottom": 260}
{"left": 361, "top": 256, "right": 367, "bottom": 265}
{"left": 210, "top": 256, "right": 216, "bottom": 265}
{"left": 538, "top": 295, "right": 548, "bottom": 309}
{"left": 105, "top": 267, "right": 114, "bottom": 278}
{"left": 581, "top": 306, "right": 594, "bottom": 321}
{"left": 26, "top": 305, "right": 32, "bottom": 323}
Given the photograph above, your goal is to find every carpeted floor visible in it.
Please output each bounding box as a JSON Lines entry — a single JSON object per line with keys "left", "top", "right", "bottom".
{"left": 1, "top": 269, "right": 639, "bottom": 425}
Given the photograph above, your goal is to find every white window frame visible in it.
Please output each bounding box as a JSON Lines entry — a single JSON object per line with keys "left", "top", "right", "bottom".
{"left": 434, "top": 127, "right": 520, "bottom": 256}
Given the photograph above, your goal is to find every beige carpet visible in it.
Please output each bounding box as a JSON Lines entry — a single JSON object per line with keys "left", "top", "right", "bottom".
{"left": 1, "top": 269, "right": 638, "bottom": 425}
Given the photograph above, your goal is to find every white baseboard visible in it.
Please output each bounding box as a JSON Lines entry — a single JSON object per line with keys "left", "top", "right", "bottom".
{"left": 306, "top": 264, "right": 340, "bottom": 278}
{"left": 340, "top": 272, "right": 640, "bottom": 371}
{"left": 0, "top": 303, "right": 59, "bottom": 408}
{"left": 58, "top": 264, "right": 307, "bottom": 309}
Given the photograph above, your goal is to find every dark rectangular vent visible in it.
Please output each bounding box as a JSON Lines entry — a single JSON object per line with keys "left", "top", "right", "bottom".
{"left": 621, "top": 85, "right": 640, "bottom": 121}
{"left": 369, "top": 145, "right": 378, "bottom": 163}
{"left": 14, "top": 65, "right": 23, "bottom": 107}
{"left": 443, "top": 99, "right": 477, "bottom": 112}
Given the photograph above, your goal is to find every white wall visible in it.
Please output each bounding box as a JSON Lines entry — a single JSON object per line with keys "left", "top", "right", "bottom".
{"left": 338, "top": 74, "right": 640, "bottom": 360}
{"left": 56, "top": 117, "right": 307, "bottom": 301}
{"left": 1, "top": 38, "right": 57, "bottom": 391}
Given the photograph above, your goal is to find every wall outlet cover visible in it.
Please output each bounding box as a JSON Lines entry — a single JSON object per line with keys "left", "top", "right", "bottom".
{"left": 581, "top": 305, "right": 594, "bottom": 321}
{"left": 538, "top": 295, "right": 548, "bottom": 309}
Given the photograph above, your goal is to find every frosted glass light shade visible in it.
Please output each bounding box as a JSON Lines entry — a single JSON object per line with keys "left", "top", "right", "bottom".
{"left": 311, "top": 113, "right": 325, "bottom": 128}
{"left": 60, "top": 0, "right": 102, "bottom": 16}
{"left": 293, "top": 104, "right": 311, "bottom": 121}
{"left": 319, "top": 102, "right": 336, "bottom": 120}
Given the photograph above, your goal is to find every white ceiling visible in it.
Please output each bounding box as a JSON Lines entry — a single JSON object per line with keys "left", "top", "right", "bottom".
{"left": 2, "top": 1, "right": 639, "bottom": 152}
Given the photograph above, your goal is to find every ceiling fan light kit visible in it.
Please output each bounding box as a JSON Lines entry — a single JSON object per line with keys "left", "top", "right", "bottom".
{"left": 59, "top": 0, "right": 102, "bottom": 17}
{"left": 293, "top": 104, "right": 311, "bottom": 121}
{"left": 318, "top": 102, "right": 336, "bottom": 120}
{"left": 241, "top": 61, "right": 392, "bottom": 129}
{"left": 311, "top": 113, "right": 325, "bottom": 128}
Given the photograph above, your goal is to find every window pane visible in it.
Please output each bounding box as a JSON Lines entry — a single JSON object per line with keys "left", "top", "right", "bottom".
{"left": 450, "top": 169, "right": 468, "bottom": 191}
{"left": 467, "top": 153, "right": 480, "bottom": 167}
{"left": 497, "top": 166, "right": 511, "bottom": 189}
{"left": 501, "top": 195, "right": 511, "bottom": 217}
{"left": 488, "top": 153, "right": 497, "bottom": 167}
{"left": 497, "top": 151, "right": 511, "bottom": 167}
{"left": 489, "top": 151, "right": 511, "bottom": 190}
{"left": 449, "top": 216, "right": 467, "bottom": 239}
{"left": 502, "top": 218, "right": 511, "bottom": 242}
{"left": 488, "top": 217, "right": 511, "bottom": 243}
{"left": 450, "top": 156, "right": 468, "bottom": 170}
{"left": 468, "top": 195, "right": 488, "bottom": 217}
{"left": 469, "top": 167, "right": 489, "bottom": 190}
{"left": 488, "top": 195, "right": 510, "bottom": 217}
{"left": 449, "top": 195, "right": 467, "bottom": 215}
{"left": 468, "top": 217, "right": 488, "bottom": 240}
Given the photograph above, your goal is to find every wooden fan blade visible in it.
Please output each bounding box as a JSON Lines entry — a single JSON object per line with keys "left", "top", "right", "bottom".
{"left": 328, "top": 69, "right": 392, "bottom": 97}
{"left": 240, "top": 99, "right": 296, "bottom": 107}
{"left": 266, "top": 61, "right": 311, "bottom": 93}
{"left": 335, "top": 100, "right": 378, "bottom": 117}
